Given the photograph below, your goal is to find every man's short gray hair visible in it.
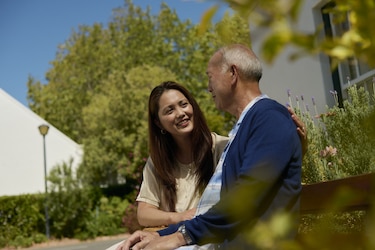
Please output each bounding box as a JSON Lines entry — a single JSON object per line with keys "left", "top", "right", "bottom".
{"left": 219, "top": 44, "right": 263, "bottom": 82}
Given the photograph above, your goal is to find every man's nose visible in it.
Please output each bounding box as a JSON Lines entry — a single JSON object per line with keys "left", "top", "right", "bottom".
{"left": 207, "top": 83, "right": 212, "bottom": 92}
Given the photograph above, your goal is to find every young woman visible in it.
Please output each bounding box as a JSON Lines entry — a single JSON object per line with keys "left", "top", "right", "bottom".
{"left": 136, "top": 81, "right": 228, "bottom": 227}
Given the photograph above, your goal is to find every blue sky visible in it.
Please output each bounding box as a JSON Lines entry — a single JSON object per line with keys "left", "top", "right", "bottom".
{"left": 0, "top": 0, "right": 225, "bottom": 106}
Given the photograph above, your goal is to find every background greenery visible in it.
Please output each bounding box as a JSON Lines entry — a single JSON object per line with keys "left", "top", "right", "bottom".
{"left": 1, "top": 0, "right": 374, "bottom": 248}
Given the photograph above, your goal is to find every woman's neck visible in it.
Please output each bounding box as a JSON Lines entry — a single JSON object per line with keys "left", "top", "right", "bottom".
{"left": 174, "top": 135, "right": 193, "bottom": 164}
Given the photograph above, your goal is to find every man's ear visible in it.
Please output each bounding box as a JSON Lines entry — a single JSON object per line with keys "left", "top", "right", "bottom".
{"left": 231, "top": 65, "right": 238, "bottom": 77}
{"left": 230, "top": 65, "right": 238, "bottom": 85}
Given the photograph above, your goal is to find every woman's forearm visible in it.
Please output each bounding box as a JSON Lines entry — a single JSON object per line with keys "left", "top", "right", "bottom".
{"left": 137, "top": 202, "right": 196, "bottom": 227}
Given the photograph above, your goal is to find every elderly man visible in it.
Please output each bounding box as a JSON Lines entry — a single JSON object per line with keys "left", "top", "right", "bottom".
{"left": 118, "top": 44, "right": 303, "bottom": 250}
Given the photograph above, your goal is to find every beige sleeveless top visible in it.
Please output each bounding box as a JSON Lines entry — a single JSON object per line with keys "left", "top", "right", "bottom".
{"left": 136, "top": 132, "right": 229, "bottom": 212}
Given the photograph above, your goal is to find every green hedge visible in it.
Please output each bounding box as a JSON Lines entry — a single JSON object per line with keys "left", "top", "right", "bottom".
{"left": 0, "top": 194, "right": 45, "bottom": 248}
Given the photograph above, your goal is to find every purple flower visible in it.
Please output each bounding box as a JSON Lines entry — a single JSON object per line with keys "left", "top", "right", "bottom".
{"left": 312, "top": 97, "right": 316, "bottom": 105}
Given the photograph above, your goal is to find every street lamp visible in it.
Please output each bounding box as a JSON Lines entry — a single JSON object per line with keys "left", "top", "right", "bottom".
{"left": 38, "top": 124, "right": 50, "bottom": 239}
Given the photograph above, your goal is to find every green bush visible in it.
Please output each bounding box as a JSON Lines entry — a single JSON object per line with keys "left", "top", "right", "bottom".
{"left": 47, "top": 161, "right": 100, "bottom": 239}
{"left": 121, "top": 202, "right": 142, "bottom": 233}
{"left": 9, "top": 235, "right": 33, "bottom": 248}
{"left": 85, "top": 196, "right": 129, "bottom": 237}
{"left": 295, "top": 85, "right": 375, "bottom": 183}
{"left": 0, "top": 236, "right": 7, "bottom": 248}
{"left": 33, "top": 233, "right": 48, "bottom": 244}
{"left": 0, "top": 194, "right": 45, "bottom": 247}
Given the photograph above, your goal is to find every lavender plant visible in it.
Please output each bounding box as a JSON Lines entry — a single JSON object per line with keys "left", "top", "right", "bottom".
{"left": 288, "top": 85, "right": 375, "bottom": 184}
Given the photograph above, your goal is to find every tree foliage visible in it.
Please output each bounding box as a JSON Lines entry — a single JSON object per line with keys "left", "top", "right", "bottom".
{"left": 27, "top": 0, "right": 251, "bottom": 187}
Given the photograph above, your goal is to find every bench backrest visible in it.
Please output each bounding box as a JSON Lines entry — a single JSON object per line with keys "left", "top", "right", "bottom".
{"left": 300, "top": 173, "right": 375, "bottom": 214}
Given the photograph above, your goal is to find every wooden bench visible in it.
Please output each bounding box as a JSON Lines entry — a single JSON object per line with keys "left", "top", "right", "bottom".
{"left": 300, "top": 172, "right": 374, "bottom": 214}
{"left": 298, "top": 172, "right": 375, "bottom": 248}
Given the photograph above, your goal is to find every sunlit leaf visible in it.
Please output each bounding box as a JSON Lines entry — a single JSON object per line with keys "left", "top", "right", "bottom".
{"left": 198, "top": 5, "right": 219, "bottom": 35}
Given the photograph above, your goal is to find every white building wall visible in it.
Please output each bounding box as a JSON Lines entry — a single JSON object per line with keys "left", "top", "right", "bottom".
{"left": 249, "top": 0, "right": 335, "bottom": 115}
{"left": 0, "top": 88, "right": 83, "bottom": 196}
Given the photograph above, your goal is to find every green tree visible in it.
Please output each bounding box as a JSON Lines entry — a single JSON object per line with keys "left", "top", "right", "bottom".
{"left": 80, "top": 65, "right": 175, "bottom": 186}
{"left": 27, "top": 0, "right": 252, "bottom": 187}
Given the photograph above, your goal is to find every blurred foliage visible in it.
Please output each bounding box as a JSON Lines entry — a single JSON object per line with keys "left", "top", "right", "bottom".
{"left": 204, "top": 0, "right": 375, "bottom": 68}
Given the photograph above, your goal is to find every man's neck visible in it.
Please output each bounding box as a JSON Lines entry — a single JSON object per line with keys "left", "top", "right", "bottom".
{"left": 233, "top": 92, "right": 263, "bottom": 119}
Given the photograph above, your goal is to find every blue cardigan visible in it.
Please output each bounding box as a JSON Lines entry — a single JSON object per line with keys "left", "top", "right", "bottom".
{"left": 159, "top": 98, "right": 302, "bottom": 247}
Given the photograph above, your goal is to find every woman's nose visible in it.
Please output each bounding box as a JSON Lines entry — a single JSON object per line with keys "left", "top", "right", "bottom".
{"left": 176, "top": 108, "right": 184, "bottom": 117}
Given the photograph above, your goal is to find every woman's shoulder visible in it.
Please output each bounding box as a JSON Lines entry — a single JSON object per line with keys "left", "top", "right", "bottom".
{"left": 211, "top": 132, "right": 229, "bottom": 144}
{"left": 144, "top": 156, "right": 156, "bottom": 173}
{"left": 211, "top": 132, "right": 229, "bottom": 157}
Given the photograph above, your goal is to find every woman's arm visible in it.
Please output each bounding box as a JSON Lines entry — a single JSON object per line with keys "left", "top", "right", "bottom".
{"left": 137, "top": 201, "right": 196, "bottom": 227}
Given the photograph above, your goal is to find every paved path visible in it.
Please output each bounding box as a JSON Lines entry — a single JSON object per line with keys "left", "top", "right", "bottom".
{"left": 2, "top": 234, "right": 129, "bottom": 250}
{"left": 28, "top": 238, "right": 123, "bottom": 250}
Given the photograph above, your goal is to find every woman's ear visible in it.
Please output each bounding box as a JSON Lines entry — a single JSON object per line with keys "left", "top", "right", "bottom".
{"left": 154, "top": 119, "right": 162, "bottom": 129}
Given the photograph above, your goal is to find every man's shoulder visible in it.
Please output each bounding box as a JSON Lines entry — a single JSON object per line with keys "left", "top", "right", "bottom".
{"left": 257, "top": 98, "right": 284, "bottom": 107}
{"left": 252, "top": 98, "right": 288, "bottom": 114}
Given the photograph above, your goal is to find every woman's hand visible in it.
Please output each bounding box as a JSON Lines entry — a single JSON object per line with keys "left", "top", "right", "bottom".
{"left": 288, "top": 107, "right": 308, "bottom": 156}
{"left": 173, "top": 207, "right": 196, "bottom": 223}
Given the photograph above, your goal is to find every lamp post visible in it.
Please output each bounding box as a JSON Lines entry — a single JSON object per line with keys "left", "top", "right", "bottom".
{"left": 38, "top": 124, "right": 50, "bottom": 239}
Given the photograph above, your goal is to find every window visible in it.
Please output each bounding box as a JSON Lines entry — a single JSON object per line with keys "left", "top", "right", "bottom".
{"left": 321, "top": 2, "right": 374, "bottom": 100}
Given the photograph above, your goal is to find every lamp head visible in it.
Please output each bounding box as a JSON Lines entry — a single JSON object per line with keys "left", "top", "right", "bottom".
{"left": 38, "top": 124, "right": 49, "bottom": 136}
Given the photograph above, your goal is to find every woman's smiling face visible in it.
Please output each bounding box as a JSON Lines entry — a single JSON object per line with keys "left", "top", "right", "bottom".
{"left": 157, "top": 89, "right": 194, "bottom": 138}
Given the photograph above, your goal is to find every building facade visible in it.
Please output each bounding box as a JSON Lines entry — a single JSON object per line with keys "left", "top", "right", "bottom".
{"left": 250, "top": 0, "right": 374, "bottom": 115}
{"left": 0, "top": 88, "right": 83, "bottom": 196}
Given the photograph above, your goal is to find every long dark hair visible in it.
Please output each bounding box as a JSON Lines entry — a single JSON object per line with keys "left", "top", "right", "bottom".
{"left": 148, "top": 81, "right": 214, "bottom": 211}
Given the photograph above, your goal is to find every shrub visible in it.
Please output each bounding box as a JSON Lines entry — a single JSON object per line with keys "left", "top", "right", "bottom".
{"left": 8, "top": 235, "right": 33, "bottom": 248}
{"left": 33, "top": 233, "right": 48, "bottom": 244}
{"left": 289, "top": 85, "right": 375, "bottom": 183}
{"left": 0, "top": 194, "right": 44, "bottom": 247}
{"left": 85, "top": 196, "right": 129, "bottom": 237}
{"left": 47, "top": 160, "right": 100, "bottom": 239}
{"left": 121, "top": 202, "right": 142, "bottom": 233}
